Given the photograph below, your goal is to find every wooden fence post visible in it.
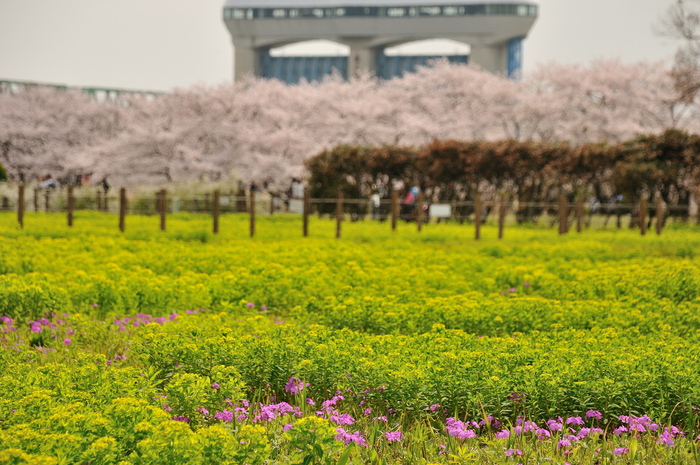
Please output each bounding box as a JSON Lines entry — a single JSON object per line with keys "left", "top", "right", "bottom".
{"left": 236, "top": 188, "right": 247, "bottom": 213}
{"left": 17, "top": 185, "right": 25, "bottom": 228}
{"left": 250, "top": 189, "right": 256, "bottom": 237}
{"left": 391, "top": 191, "right": 398, "bottom": 232}
{"left": 159, "top": 189, "right": 166, "bottom": 231}
{"left": 44, "top": 189, "right": 50, "bottom": 213}
{"left": 33, "top": 188, "right": 39, "bottom": 212}
{"left": 498, "top": 194, "right": 506, "bottom": 240}
{"left": 416, "top": 192, "right": 425, "bottom": 232}
{"left": 213, "top": 190, "right": 220, "bottom": 234}
{"left": 576, "top": 197, "right": 583, "bottom": 233}
{"left": 336, "top": 192, "right": 343, "bottom": 239}
{"left": 104, "top": 191, "right": 109, "bottom": 212}
{"left": 303, "top": 187, "right": 309, "bottom": 237}
{"left": 558, "top": 195, "right": 568, "bottom": 235}
{"left": 656, "top": 197, "right": 664, "bottom": 235}
{"left": 474, "top": 192, "right": 481, "bottom": 241}
{"left": 640, "top": 197, "right": 647, "bottom": 236}
{"left": 119, "top": 188, "right": 126, "bottom": 232}
{"left": 67, "top": 186, "right": 74, "bottom": 227}
{"left": 97, "top": 190, "right": 103, "bottom": 212}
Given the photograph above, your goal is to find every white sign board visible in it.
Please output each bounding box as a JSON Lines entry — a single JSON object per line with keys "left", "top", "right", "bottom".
{"left": 429, "top": 204, "right": 452, "bottom": 218}
{"left": 288, "top": 199, "right": 304, "bottom": 214}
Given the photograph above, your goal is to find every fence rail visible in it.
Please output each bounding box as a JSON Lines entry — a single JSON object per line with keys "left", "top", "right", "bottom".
{"left": 2, "top": 185, "right": 698, "bottom": 238}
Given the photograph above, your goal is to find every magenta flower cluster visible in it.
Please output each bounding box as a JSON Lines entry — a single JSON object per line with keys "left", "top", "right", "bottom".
{"left": 113, "top": 312, "right": 178, "bottom": 331}
{"left": 213, "top": 401, "right": 302, "bottom": 424}
{"left": 284, "top": 376, "right": 310, "bottom": 395}
{"left": 445, "top": 417, "right": 478, "bottom": 439}
{"left": 335, "top": 428, "right": 367, "bottom": 446}
{"left": 0, "top": 316, "right": 17, "bottom": 332}
{"left": 158, "top": 376, "right": 697, "bottom": 456}
{"left": 28, "top": 318, "right": 56, "bottom": 333}
{"left": 185, "top": 308, "right": 207, "bottom": 315}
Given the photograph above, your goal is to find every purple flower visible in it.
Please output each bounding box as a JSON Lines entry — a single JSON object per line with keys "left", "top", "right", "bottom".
{"left": 505, "top": 449, "right": 523, "bottom": 457}
{"left": 262, "top": 306, "right": 268, "bottom": 311}
{"left": 509, "top": 288, "right": 516, "bottom": 293}
{"left": 446, "top": 418, "right": 477, "bottom": 439}
{"left": 495, "top": 430, "right": 510, "bottom": 439}
{"left": 284, "top": 377, "right": 309, "bottom": 395}
{"left": 613, "top": 426, "right": 628, "bottom": 435}
{"left": 306, "top": 398, "right": 315, "bottom": 406}
{"left": 214, "top": 410, "right": 233, "bottom": 422}
{"left": 63, "top": 338, "right": 71, "bottom": 347}
{"left": 385, "top": 431, "right": 404, "bottom": 442}
{"left": 92, "top": 303, "right": 99, "bottom": 307}
{"left": 547, "top": 419, "right": 563, "bottom": 431}
{"left": 429, "top": 403, "right": 441, "bottom": 411}
{"left": 557, "top": 439, "right": 571, "bottom": 449}
{"left": 658, "top": 428, "right": 675, "bottom": 447}
{"left": 283, "top": 423, "right": 293, "bottom": 431}
{"left": 331, "top": 413, "right": 355, "bottom": 425}
{"left": 566, "top": 416, "right": 584, "bottom": 426}
{"left": 172, "top": 416, "right": 190, "bottom": 423}
{"left": 373, "top": 416, "right": 388, "bottom": 422}
{"left": 364, "top": 408, "right": 371, "bottom": 416}
{"left": 335, "top": 428, "right": 367, "bottom": 446}
{"left": 613, "top": 447, "right": 629, "bottom": 456}
{"left": 197, "top": 408, "right": 209, "bottom": 415}
{"left": 523, "top": 282, "right": 530, "bottom": 287}
{"left": 246, "top": 302, "right": 255, "bottom": 308}
{"left": 211, "top": 382, "right": 220, "bottom": 390}
{"left": 585, "top": 410, "right": 602, "bottom": 420}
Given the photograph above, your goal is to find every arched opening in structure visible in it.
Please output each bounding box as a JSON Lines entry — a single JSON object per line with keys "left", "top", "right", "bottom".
{"left": 383, "top": 39, "right": 470, "bottom": 57}
{"left": 264, "top": 40, "right": 350, "bottom": 83}
{"left": 378, "top": 39, "right": 470, "bottom": 79}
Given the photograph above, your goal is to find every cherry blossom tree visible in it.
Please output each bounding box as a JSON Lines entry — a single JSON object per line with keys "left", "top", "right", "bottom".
{"left": 0, "top": 86, "right": 124, "bottom": 183}
{"left": 0, "top": 59, "right": 696, "bottom": 190}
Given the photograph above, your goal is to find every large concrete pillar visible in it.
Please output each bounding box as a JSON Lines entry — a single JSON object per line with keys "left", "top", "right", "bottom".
{"left": 233, "top": 45, "right": 262, "bottom": 80}
{"left": 469, "top": 43, "right": 508, "bottom": 75}
{"left": 348, "top": 44, "right": 379, "bottom": 78}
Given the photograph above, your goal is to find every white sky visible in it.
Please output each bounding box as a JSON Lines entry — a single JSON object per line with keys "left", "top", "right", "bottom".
{"left": 0, "top": 0, "right": 678, "bottom": 92}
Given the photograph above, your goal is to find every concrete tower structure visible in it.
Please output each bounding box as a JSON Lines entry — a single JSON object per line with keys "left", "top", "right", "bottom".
{"left": 223, "top": 0, "right": 538, "bottom": 83}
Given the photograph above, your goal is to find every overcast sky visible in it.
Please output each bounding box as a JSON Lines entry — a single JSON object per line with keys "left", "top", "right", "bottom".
{"left": 0, "top": 0, "right": 679, "bottom": 92}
